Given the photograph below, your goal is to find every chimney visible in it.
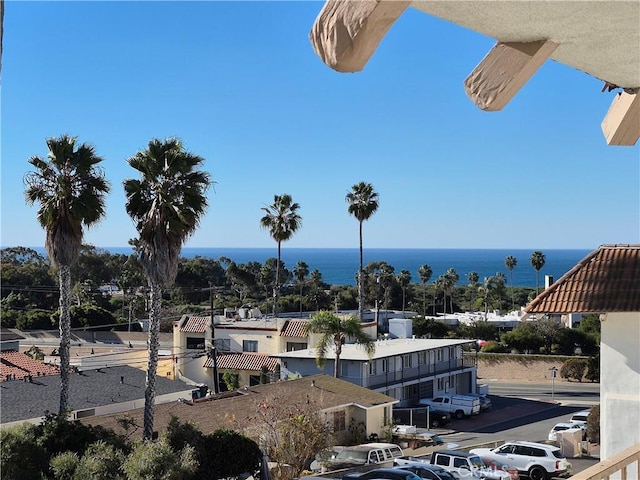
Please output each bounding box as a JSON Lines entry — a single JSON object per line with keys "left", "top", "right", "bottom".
{"left": 545, "top": 275, "right": 554, "bottom": 289}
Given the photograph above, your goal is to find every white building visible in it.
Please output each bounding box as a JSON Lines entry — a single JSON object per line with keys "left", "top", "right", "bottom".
{"left": 526, "top": 244, "right": 640, "bottom": 471}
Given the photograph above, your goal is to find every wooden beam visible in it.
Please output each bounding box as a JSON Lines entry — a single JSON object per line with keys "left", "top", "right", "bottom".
{"left": 601, "top": 91, "right": 640, "bottom": 146}
{"left": 464, "top": 40, "right": 558, "bottom": 111}
{"left": 309, "top": 0, "right": 410, "bottom": 73}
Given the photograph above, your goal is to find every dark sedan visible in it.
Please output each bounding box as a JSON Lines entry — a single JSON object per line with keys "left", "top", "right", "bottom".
{"left": 342, "top": 468, "right": 423, "bottom": 480}
{"left": 395, "top": 464, "right": 459, "bottom": 480}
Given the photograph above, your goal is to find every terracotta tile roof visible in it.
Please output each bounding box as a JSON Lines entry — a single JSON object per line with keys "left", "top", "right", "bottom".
{"left": 81, "top": 374, "right": 398, "bottom": 436}
{"left": 204, "top": 353, "right": 279, "bottom": 372}
{"left": 180, "top": 316, "right": 210, "bottom": 333}
{"left": 525, "top": 244, "right": 640, "bottom": 313}
{"left": 280, "top": 320, "right": 309, "bottom": 338}
{"left": 0, "top": 350, "right": 60, "bottom": 381}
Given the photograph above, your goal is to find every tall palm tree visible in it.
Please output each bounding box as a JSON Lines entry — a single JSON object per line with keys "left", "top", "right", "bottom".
{"left": 24, "top": 134, "right": 110, "bottom": 414}
{"left": 530, "top": 251, "right": 546, "bottom": 295}
{"left": 445, "top": 268, "right": 459, "bottom": 314}
{"left": 293, "top": 261, "right": 309, "bottom": 317}
{"left": 504, "top": 255, "right": 517, "bottom": 311}
{"left": 418, "top": 264, "right": 432, "bottom": 317}
{"left": 308, "top": 310, "right": 375, "bottom": 378}
{"left": 397, "top": 269, "right": 411, "bottom": 314}
{"left": 346, "top": 182, "right": 379, "bottom": 322}
{"left": 124, "top": 137, "right": 211, "bottom": 440}
{"left": 259, "top": 194, "right": 302, "bottom": 317}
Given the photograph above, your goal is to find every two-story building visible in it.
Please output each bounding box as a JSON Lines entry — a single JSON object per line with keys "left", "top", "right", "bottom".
{"left": 172, "top": 309, "right": 379, "bottom": 391}
{"left": 275, "top": 332, "right": 476, "bottom": 407}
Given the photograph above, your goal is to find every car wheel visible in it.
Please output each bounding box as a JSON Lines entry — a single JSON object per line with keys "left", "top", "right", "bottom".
{"left": 528, "top": 466, "right": 547, "bottom": 480}
{"left": 455, "top": 410, "right": 465, "bottom": 420}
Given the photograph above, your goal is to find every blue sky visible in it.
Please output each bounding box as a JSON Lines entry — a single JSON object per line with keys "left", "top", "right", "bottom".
{"left": 2, "top": 1, "right": 638, "bottom": 250}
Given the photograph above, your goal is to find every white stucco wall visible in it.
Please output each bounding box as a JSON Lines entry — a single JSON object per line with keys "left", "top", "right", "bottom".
{"left": 601, "top": 311, "right": 640, "bottom": 472}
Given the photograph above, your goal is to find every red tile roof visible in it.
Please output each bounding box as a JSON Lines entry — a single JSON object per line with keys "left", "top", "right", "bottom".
{"left": 280, "top": 320, "right": 309, "bottom": 338}
{"left": 1, "top": 350, "right": 60, "bottom": 381}
{"left": 526, "top": 244, "right": 640, "bottom": 313}
{"left": 181, "top": 316, "right": 210, "bottom": 333}
{"left": 204, "top": 353, "right": 278, "bottom": 372}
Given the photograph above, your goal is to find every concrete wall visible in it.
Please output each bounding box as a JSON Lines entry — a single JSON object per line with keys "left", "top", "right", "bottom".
{"left": 474, "top": 353, "right": 593, "bottom": 383}
{"left": 601, "top": 312, "right": 639, "bottom": 475}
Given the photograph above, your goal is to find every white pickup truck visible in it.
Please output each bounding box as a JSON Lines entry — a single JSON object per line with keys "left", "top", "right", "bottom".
{"left": 418, "top": 394, "right": 481, "bottom": 419}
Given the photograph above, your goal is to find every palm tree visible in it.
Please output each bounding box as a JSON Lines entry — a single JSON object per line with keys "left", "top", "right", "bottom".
{"left": 259, "top": 194, "right": 302, "bottom": 317}
{"left": 24, "top": 135, "right": 110, "bottom": 414}
{"left": 530, "top": 251, "right": 546, "bottom": 295}
{"left": 445, "top": 268, "right": 459, "bottom": 314}
{"left": 397, "top": 270, "right": 411, "bottom": 314}
{"left": 293, "top": 261, "right": 309, "bottom": 317}
{"left": 418, "top": 264, "right": 432, "bottom": 317}
{"left": 346, "top": 182, "right": 379, "bottom": 322}
{"left": 504, "top": 255, "right": 517, "bottom": 311}
{"left": 308, "top": 310, "right": 375, "bottom": 378}
{"left": 124, "top": 137, "right": 211, "bottom": 440}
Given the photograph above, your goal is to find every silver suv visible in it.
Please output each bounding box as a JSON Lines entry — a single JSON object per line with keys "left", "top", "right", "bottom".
{"left": 470, "top": 441, "right": 571, "bottom": 480}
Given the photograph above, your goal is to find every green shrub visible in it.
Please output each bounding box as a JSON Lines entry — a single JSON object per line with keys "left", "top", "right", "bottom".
{"left": 480, "top": 341, "right": 507, "bottom": 353}
{"left": 585, "top": 355, "right": 600, "bottom": 382}
{"left": 560, "top": 358, "right": 587, "bottom": 381}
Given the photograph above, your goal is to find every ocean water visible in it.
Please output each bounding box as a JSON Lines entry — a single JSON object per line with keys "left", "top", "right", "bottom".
{"left": 101, "top": 247, "right": 591, "bottom": 288}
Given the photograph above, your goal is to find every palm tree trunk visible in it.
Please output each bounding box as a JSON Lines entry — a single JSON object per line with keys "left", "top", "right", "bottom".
{"left": 58, "top": 264, "right": 71, "bottom": 414}
{"left": 274, "top": 242, "right": 281, "bottom": 317}
{"left": 358, "top": 221, "right": 364, "bottom": 322}
{"left": 143, "top": 282, "right": 161, "bottom": 440}
{"left": 334, "top": 340, "right": 342, "bottom": 378}
{"left": 299, "top": 284, "right": 303, "bottom": 317}
{"left": 422, "top": 283, "right": 426, "bottom": 317}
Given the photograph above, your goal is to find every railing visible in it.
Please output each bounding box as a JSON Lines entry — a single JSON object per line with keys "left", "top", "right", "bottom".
{"left": 569, "top": 443, "right": 640, "bottom": 480}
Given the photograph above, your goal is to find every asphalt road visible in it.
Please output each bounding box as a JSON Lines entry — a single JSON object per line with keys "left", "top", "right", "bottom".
{"left": 432, "top": 380, "right": 601, "bottom": 478}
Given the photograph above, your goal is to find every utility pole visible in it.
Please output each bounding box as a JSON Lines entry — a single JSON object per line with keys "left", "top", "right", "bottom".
{"left": 209, "top": 283, "right": 219, "bottom": 394}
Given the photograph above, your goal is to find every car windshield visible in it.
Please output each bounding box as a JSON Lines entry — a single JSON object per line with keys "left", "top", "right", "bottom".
{"left": 431, "top": 469, "right": 457, "bottom": 480}
{"left": 335, "top": 450, "right": 367, "bottom": 461}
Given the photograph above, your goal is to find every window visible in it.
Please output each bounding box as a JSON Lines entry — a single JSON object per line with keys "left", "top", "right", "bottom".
{"left": 382, "top": 358, "right": 389, "bottom": 373}
{"left": 437, "top": 349, "right": 444, "bottom": 361}
{"left": 341, "top": 362, "right": 348, "bottom": 378}
{"left": 454, "top": 458, "right": 467, "bottom": 468}
{"left": 333, "top": 410, "right": 346, "bottom": 432}
{"left": 368, "top": 362, "right": 377, "bottom": 375}
{"left": 418, "top": 351, "right": 426, "bottom": 365}
{"left": 249, "top": 375, "right": 260, "bottom": 386}
{"left": 403, "top": 354, "right": 412, "bottom": 368}
{"left": 286, "top": 342, "right": 307, "bottom": 351}
{"left": 242, "top": 340, "right": 258, "bottom": 352}
{"left": 437, "top": 378, "right": 444, "bottom": 390}
{"left": 436, "top": 455, "right": 449, "bottom": 466}
{"left": 186, "top": 337, "right": 204, "bottom": 350}
{"left": 216, "top": 338, "right": 230, "bottom": 352}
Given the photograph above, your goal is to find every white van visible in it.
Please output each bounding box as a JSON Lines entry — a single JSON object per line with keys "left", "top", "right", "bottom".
{"left": 325, "top": 442, "right": 404, "bottom": 469}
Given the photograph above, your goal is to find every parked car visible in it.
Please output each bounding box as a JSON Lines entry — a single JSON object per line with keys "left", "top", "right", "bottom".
{"left": 326, "top": 443, "right": 404, "bottom": 470}
{"left": 342, "top": 467, "right": 422, "bottom": 480}
{"left": 428, "top": 406, "right": 452, "bottom": 428}
{"left": 548, "top": 422, "right": 586, "bottom": 442}
{"left": 470, "top": 441, "right": 571, "bottom": 480}
{"left": 309, "top": 446, "right": 345, "bottom": 472}
{"left": 569, "top": 409, "right": 591, "bottom": 426}
{"left": 481, "top": 458, "right": 520, "bottom": 480}
{"left": 466, "top": 393, "right": 492, "bottom": 411}
{"left": 395, "top": 464, "right": 459, "bottom": 480}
